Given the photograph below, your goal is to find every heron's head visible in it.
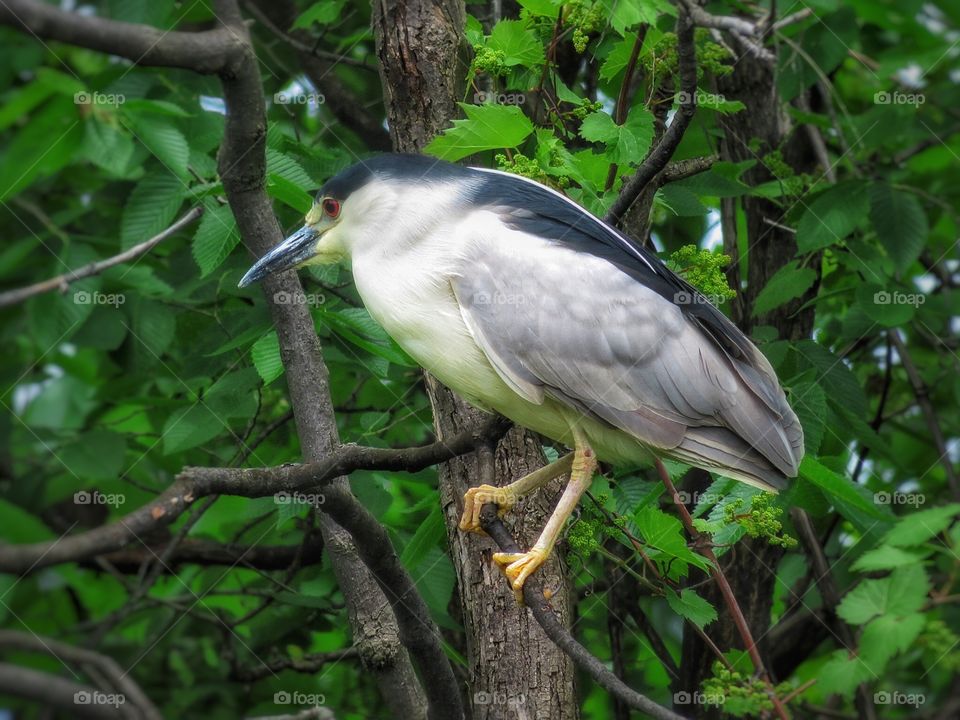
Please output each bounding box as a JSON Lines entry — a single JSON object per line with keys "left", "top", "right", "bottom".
{"left": 238, "top": 154, "right": 470, "bottom": 288}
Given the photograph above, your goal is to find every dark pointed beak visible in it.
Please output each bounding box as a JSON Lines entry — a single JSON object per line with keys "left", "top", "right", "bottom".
{"left": 238, "top": 225, "right": 321, "bottom": 288}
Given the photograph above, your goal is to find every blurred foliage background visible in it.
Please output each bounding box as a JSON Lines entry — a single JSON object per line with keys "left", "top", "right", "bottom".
{"left": 0, "top": 0, "right": 958, "bottom": 718}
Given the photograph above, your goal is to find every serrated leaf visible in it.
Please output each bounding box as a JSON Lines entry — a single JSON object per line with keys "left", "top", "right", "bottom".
{"left": 131, "top": 117, "right": 190, "bottom": 176}
{"left": 580, "top": 107, "right": 654, "bottom": 164}
{"left": 859, "top": 613, "right": 924, "bottom": 674}
{"left": 425, "top": 103, "right": 534, "bottom": 161}
{"left": 851, "top": 545, "right": 926, "bottom": 572}
{"left": 251, "top": 331, "right": 284, "bottom": 384}
{"left": 836, "top": 564, "right": 929, "bottom": 625}
{"left": 882, "top": 503, "right": 960, "bottom": 547}
{"left": 817, "top": 649, "right": 875, "bottom": 698}
{"left": 266, "top": 149, "right": 316, "bottom": 190}
{"left": 487, "top": 20, "right": 545, "bottom": 67}
{"left": 666, "top": 588, "right": 717, "bottom": 628}
{"left": 635, "top": 506, "right": 711, "bottom": 572}
{"left": 796, "top": 181, "right": 869, "bottom": 253}
{"left": 788, "top": 379, "right": 825, "bottom": 454}
{"left": 267, "top": 173, "right": 314, "bottom": 213}
{"left": 752, "top": 260, "right": 817, "bottom": 315}
{"left": 192, "top": 204, "right": 240, "bottom": 277}
{"left": 120, "top": 174, "right": 185, "bottom": 250}
{"left": 81, "top": 118, "right": 135, "bottom": 176}
{"left": 869, "top": 182, "right": 928, "bottom": 273}
{"left": 600, "top": 34, "right": 641, "bottom": 80}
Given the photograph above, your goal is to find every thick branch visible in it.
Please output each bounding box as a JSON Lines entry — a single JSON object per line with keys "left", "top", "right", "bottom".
{"left": 0, "top": 207, "right": 203, "bottom": 309}
{"left": 0, "top": 664, "right": 123, "bottom": 719}
{"left": 605, "top": 10, "right": 697, "bottom": 227}
{"left": 0, "top": 0, "right": 240, "bottom": 73}
{"left": 0, "top": 415, "right": 507, "bottom": 574}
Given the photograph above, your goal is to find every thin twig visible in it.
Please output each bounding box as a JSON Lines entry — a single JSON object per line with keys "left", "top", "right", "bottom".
{"left": 0, "top": 207, "right": 203, "bottom": 308}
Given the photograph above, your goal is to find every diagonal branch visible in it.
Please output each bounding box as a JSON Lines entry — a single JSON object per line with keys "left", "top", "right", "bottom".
{"left": 479, "top": 506, "right": 687, "bottom": 720}
{"left": 605, "top": 8, "right": 698, "bottom": 227}
{"left": 0, "top": 207, "right": 203, "bottom": 308}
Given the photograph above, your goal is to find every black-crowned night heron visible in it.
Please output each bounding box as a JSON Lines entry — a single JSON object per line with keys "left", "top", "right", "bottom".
{"left": 240, "top": 153, "right": 804, "bottom": 598}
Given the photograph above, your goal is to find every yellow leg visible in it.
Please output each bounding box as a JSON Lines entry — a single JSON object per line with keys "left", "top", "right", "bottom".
{"left": 492, "top": 430, "right": 597, "bottom": 602}
{"left": 459, "top": 452, "right": 573, "bottom": 533}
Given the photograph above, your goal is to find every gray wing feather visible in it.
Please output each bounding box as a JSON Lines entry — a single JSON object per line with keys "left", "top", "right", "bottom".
{"left": 452, "top": 227, "right": 803, "bottom": 486}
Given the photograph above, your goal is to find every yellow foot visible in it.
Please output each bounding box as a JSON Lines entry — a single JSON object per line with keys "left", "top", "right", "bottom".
{"left": 492, "top": 548, "right": 548, "bottom": 603}
{"left": 459, "top": 484, "right": 517, "bottom": 534}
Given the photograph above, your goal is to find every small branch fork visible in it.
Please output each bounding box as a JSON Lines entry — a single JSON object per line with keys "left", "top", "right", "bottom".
{"left": 655, "top": 459, "right": 791, "bottom": 720}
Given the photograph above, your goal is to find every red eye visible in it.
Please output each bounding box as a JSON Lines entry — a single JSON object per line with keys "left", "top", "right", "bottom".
{"left": 322, "top": 198, "right": 340, "bottom": 218}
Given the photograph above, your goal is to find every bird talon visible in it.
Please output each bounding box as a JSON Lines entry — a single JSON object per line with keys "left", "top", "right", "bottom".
{"left": 492, "top": 548, "right": 548, "bottom": 604}
{"left": 459, "top": 484, "right": 517, "bottom": 533}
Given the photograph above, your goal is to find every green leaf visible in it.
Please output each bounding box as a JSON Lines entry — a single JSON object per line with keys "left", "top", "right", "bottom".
{"left": 817, "top": 649, "right": 875, "bottom": 698}
{"left": 292, "top": 0, "right": 346, "bottom": 28}
{"left": 600, "top": 34, "right": 641, "bottom": 81}
{"left": 635, "top": 506, "right": 711, "bottom": 572}
{"left": 266, "top": 149, "right": 316, "bottom": 190}
{"left": 851, "top": 545, "right": 927, "bottom": 572}
{"left": 424, "top": 103, "right": 534, "bottom": 161}
{"left": 665, "top": 588, "right": 717, "bottom": 628}
{"left": 836, "top": 564, "right": 929, "bottom": 625}
{"left": 59, "top": 429, "right": 127, "bottom": 481}
{"left": 796, "top": 181, "right": 869, "bottom": 253}
{"left": 487, "top": 20, "right": 545, "bottom": 67}
{"left": 580, "top": 107, "right": 654, "bottom": 164}
{"left": 80, "top": 117, "right": 136, "bottom": 177}
{"left": 859, "top": 612, "right": 925, "bottom": 674}
{"left": 788, "top": 379, "right": 826, "bottom": 454}
{"left": 251, "top": 331, "right": 284, "bottom": 384}
{"left": 516, "top": 0, "right": 561, "bottom": 16}
{"left": 752, "top": 260, "right": 817, "bottom": 315}
{"left": 163, "top": 404, "right": 227, "bottom": 455}
{"left": 400, "top": 506, "right": 445, "bottom": 568}
{"left": 869, "top": 183, "right": 928, "bottom": 272}
{"left": 799, "top": 456, "right": 887, "bottom": 526}
{"left": 192, "top": 204, "right": 240, "bottom": 277}
{"left": 0, "top": 499, "right": 55, "bottom": 543}
{"left": 130, "top": 116, "right": 190, "bottom": 176}
{"left": 855, "top": 283, "right": 918, "bottom": 326}
{"left": 267, "top": 173, "right": 314, "bottom": 214}
{"left": 120, "top": 173, "right": 185, "bottom": 250}
{"left": 881, "top": 503, "right": 960, "bottom": 547}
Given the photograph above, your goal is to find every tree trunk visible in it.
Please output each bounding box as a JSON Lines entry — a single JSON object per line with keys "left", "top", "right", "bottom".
{"left": 374, "top": 2, "right": 579, "bottom": 717}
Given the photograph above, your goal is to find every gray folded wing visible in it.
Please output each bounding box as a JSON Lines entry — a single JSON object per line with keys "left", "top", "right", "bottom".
{"left": 451, "top": 226, "right": 804, "bottom": 490}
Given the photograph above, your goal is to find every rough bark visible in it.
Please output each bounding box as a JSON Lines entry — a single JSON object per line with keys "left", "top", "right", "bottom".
{"left": 374, "top": 2, "right": 579, "bottom": 717}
